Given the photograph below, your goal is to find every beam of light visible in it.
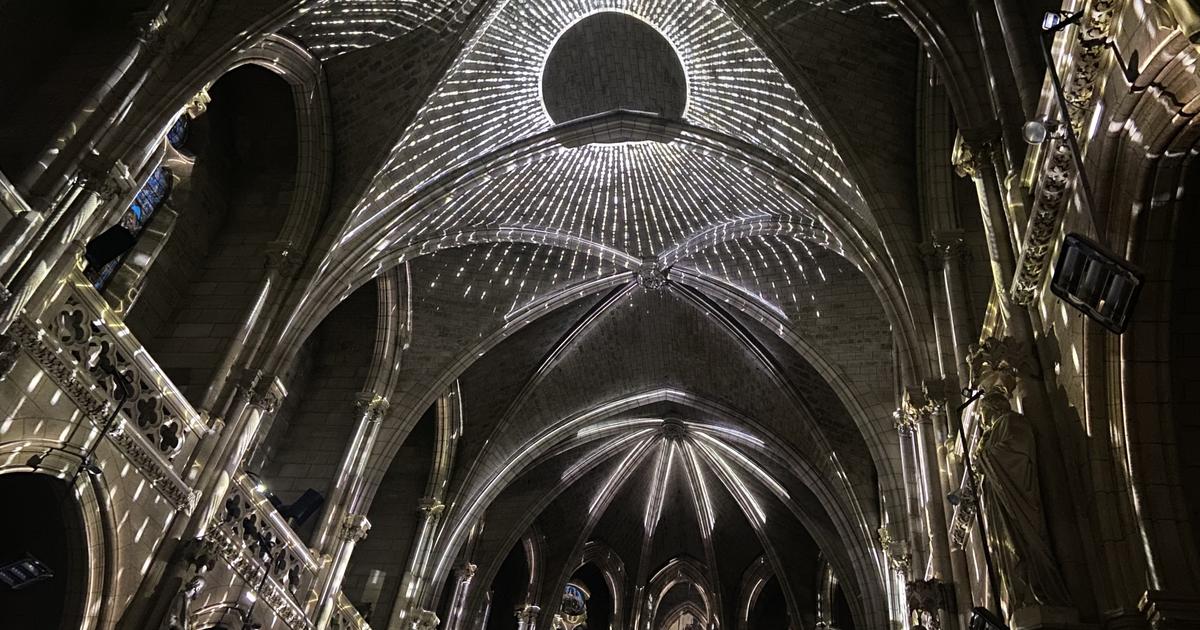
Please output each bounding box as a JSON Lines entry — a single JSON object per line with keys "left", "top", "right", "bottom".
{"left": 681, "top": 440, "right": 716, "bottom": 536}
{"left": 590, "top": 436, "right": 658, "bottom": 515}
{"left": 692, "top": 431, "right": 789, "bottom": 499}
{"left": 643, "top": 438, "right": 676, "bottom": 536}
{"left": 561, "top": 427, "right": 656, "bottom": 481}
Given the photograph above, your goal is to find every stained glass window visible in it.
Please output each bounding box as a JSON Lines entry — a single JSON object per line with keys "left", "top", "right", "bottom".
{"left": 89, "top": 166, "right": 173, "bottom": 290}
{"left": 167, "top": 115, "right": 190, "bottom": 150}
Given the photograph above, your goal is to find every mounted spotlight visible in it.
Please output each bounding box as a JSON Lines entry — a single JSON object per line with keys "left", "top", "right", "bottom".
{"left": 1021, "top": 119, "right": 1065, "bottom": 145}
{"left": 0, "top": 555, "right": 53, "bottom": 590}
{"left": 1042, "top": 10, "right": 1084, "bottom": 32}
{"left": 1050, "top": 233, "right": 1143, "bottom": 333}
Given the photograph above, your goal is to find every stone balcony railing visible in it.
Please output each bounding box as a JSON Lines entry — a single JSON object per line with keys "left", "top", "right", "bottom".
{"left": 332, "top": 591, "right": 373, "bottom": 630}
{"left": 12, "top": 270, "right": 210, "bottom": 510}
{"left": 15, "top": 270, "right": 371, "bottom": 628}
{"left": 207, "top": 472, "right": 324, "bottom": 628}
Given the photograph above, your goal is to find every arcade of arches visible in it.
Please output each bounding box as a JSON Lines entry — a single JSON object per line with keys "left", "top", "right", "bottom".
{"left": 1, "top": 1, "right": 1200, "bottom": 629}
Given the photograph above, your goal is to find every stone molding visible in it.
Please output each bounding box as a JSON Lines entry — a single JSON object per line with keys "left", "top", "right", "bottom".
{"left": 1010, "top": 0, "right": 1121, "bottom": 306}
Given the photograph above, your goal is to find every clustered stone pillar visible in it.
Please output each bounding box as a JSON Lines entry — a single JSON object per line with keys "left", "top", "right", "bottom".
{"left": 443, "top": 563, "right": 478, "bottom": 630}
{"left": 389, "top": 497, "right": 447, "bottom": 630}
{"left": 313, "top": 514, "right": 372, "bottom": 629}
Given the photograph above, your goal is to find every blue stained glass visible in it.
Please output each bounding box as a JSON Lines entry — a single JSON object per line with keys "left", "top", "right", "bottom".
{"left": 167, "top": 115, "right": 190, "bottom": 149}
{"left": 90, "top": 166, "right": 173, "bottom": 290}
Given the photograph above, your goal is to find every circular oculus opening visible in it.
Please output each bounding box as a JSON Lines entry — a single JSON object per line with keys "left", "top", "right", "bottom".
{"left": 541, "top": 11, "right": 687, "bottom": 125}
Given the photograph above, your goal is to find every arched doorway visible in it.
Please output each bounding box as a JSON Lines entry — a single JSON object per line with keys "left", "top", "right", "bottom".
{"left": 0, "top": 473, "right": 90, "bottom": 629}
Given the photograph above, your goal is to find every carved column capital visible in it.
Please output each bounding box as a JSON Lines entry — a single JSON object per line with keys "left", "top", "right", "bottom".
{"left": 341, "top": 514, "right": 371, "bottom": 543}
{"left": 517, "top": 605, "right": 542, "bottom": 624}
{"left": 77, "top": 160, "right": 133, "bottom": 202}
{"left": 951, "top": 134, "right": 993, "bottom": 179}
{"left": 186, "top": 86, "right": 212, "bottom": 118}
{"left": 412, "top": 608, "right": 441, "bottom": 630}
{"left": 355, "top": 392, "right": 390, "bottom": 423}
{"left": 454, "top": 562, "right": 478, "bottom": 582}
{"left": 878, "top": 526, "right": 911, "bottom": 577}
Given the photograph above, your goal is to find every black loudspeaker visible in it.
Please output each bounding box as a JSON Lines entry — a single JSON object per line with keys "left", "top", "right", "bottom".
{"left": 1050, "top": 232, "right": 1143, "bottom": 334}
{"left": 84, "top": 225, "right": 137, "bottom": 269}
{"left": 968, "top": 607, "right": 1008, "bottom": 630}
{"left": 279, "top": 488, "right": 324, "bottom": 527}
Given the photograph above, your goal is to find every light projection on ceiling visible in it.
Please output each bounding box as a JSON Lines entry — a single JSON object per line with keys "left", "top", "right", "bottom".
{"left": 332, "top": 0, "right": 874, "bottom": 262}
{"left": 541, "top": 11, "right": 688, "bottom": 123}
{"left": 572, "top": 417, "right": 791, "bottom": 545}
{"left": 285, "top": 0, "right": 459, "bottom": 59}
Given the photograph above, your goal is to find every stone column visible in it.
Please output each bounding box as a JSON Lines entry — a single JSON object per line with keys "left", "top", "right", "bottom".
{"left": 198, "top": 241, "right": 302, "bottom": 414}
{"left": 516, "top": 605, "right": 541, "bottom": 630}
{"left": 0, "top": 161, "right": 130, "bottom": 330}
{"left": 314, "top": 514, "right": 372, "bottom": 629}
{"left": 312, "top": 393, "right": 389, "bottom": 552}
{"left": 443, "top": 563, "right": 478, "bottom": 630}
{"left": 387, "top": 498, "right": 447, "bottom": 630}
{"left": 901, "top": 382, "right": 969, "bottom": 630}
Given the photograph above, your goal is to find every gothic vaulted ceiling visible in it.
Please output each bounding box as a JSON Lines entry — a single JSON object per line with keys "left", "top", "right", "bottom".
{"left": 269, "top": 0, "right": 925, "bottom": 626}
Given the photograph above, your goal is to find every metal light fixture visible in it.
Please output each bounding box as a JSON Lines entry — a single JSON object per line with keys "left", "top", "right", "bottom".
{"left": 1041, "top": 10, "right": 1084, "bottom": 33}
{"left": 1050, "top": 233, "right": 1144, "bottom": 333}
{"left": 0, "top": 555, "right": 53, "bottom": 590}
{"left": 1021, "top": 119, "right": 1064, "bottom": 145}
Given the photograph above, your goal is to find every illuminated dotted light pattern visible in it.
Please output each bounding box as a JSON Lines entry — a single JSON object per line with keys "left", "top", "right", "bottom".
{"left": 676, "top": 234, "right": 859, "bottom": 316}
{"left": 376, "top": 143, "right": 827, "bottom": 263}
{"left": 338, "top": 0, "right": 872, "bottom": 252}
{"left": 414, "top": 242, "right": 622, "bottom": 318}
{"left": 750, "top": 0, "right": 898, "bottom": 22}
{"left": 285, "top": 0, "right": 458, "bottom": 59}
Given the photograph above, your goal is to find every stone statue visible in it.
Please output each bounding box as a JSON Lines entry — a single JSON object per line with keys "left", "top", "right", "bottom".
{"left": 164, "top": 575, "right": 206, "bottom": 630}
{"left": 973, "top": 388, "right": 1070, "bottom": 611}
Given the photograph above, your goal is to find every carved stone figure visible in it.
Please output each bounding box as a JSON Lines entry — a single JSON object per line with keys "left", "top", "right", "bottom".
{"left": 973, "top": 388, "right": 1070, "bottom": 611}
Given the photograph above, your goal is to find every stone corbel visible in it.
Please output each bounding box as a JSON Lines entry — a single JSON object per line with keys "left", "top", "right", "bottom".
{"left": 951, "top": 134, "right": 993, "bottom": 180}
{"left": 340, "top": 514, "right": 372, "bottom": 543}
